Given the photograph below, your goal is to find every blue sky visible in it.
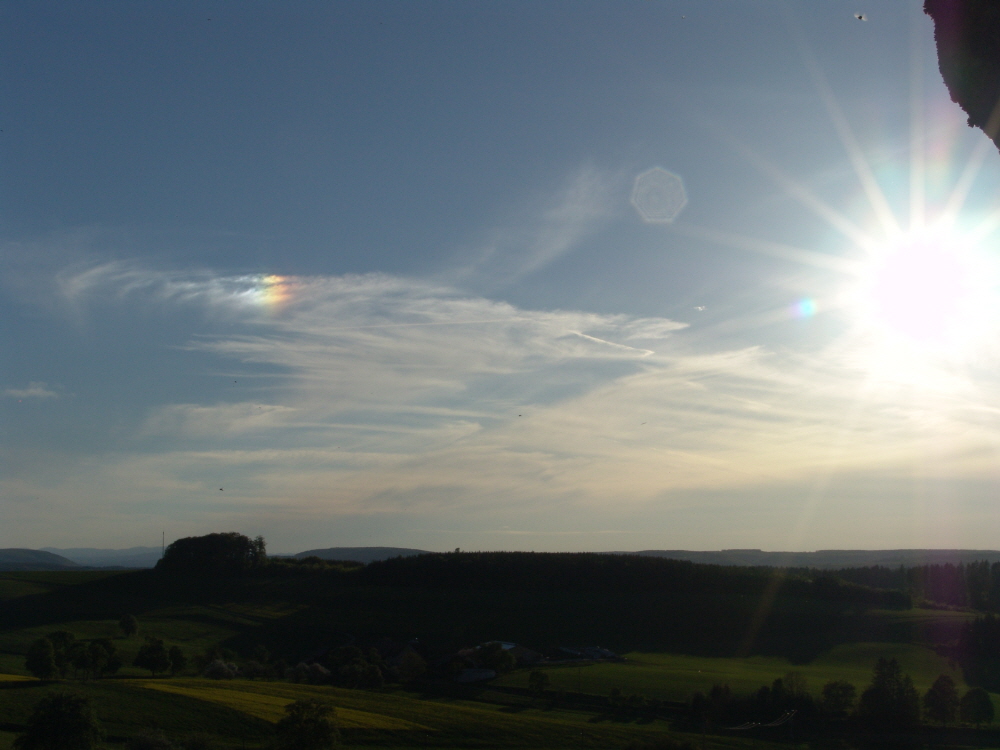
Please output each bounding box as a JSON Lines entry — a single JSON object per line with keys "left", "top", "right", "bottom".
{"left": 5, "top": 1, "right": 1000, "bottom": 553}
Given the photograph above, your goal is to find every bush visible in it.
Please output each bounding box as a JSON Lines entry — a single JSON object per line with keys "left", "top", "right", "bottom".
{"left": 13, "top": 693, "right": 104, "bottom": 750}
{"left": 822, "top": 680, "right": 857, "bottom": 716}
{"left": 478, "top": 642, "right": 515, "bottom": 674}
{"left": 203, "top": 660, "right": 239, "bottom": 679}
{"left": 24, "top": 638, "right": 57, "bottom": 680}
{"left": 528, "top": 670, "right": 550, "bottom": 697}
{"left": 288, "top": 662, "right": 332, "bottom": 685}
{"left": 126, "top": 731, "right": 173, "bottom": 750}
{"left": 168, "top": 646, "right": 187, "bottom": 676}
{"left": 241, "top": 660, "right": 269, "bottom": 680}
{"left": 273, "top": 699, "right": 338, "bottom": 750}
{"left": 397, "top": 649, "right": 426, "bottom": 682}
{"left": 119, "top": 614, "right": 139, "bottom": 639}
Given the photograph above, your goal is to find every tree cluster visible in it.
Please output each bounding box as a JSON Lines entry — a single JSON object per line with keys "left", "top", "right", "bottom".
{"left": 13, "top": 693, "right": 104, "bottom": 750}
{"left": 156, "top": 532, "right": 266, "bottom": 576}
{"left": 25, "top": 632, "right": 121, "bottom": 680}
{"left": 689, "top": 672, "right": 817, "bottom": 729}
{"left": 687, "top": 658, "right": 994, "bottom": 734}
{"left": 834, "top": 561, "right": 1000, "bottom": 611}
{"left": 133, "top": 636, "right": 186, "bottom": 676}
{"left": 958, "top": 614, "right": 1000, "bottom": 688}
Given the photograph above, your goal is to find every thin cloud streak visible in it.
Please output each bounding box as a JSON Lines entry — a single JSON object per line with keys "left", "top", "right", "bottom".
{"left": 452, "top": 165, "right": 620, "bottom": 287}
{"left": 3, "top": 382, "right": 59, "bottom": 399}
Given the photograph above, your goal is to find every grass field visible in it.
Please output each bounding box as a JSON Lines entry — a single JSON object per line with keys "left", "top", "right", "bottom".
{"left": 0, "top": 600, "right": 299, "bottom": 678}
{"left": 0, "top": 676, "right": 764, "bottom": 750}
{"left": 495, "top": 641, "right": 968, "bottom": 702}
{"left": 137, "top": 680, "right": 433, "bottom": 729}
{"left": 2, "top": 570, "right": 997, "bottom": 748}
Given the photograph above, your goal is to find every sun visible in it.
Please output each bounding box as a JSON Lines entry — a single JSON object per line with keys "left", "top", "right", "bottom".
{"left": 845, "top": 224, "right": 999, "bottom": 367}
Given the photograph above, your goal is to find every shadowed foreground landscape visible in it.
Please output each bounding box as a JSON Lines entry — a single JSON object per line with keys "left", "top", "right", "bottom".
{"left": 3, "top": 535, "right": 1000, "bottom": 749}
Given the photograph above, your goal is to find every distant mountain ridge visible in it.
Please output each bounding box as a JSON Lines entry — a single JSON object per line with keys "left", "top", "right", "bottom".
{"left": 625, "top": 549, "right": 1000, "bottom": 569}
{"left": 0, "top": 548, "right": 78, "bottom": 571}
{"left": 11, "top": 546, "right": 1000, "bottom": 572}
{"left": 291, "top": 546, "right": 428, "bottom": 563}
{"left": 42, "top": 546, "right": 162, "bottom": 569}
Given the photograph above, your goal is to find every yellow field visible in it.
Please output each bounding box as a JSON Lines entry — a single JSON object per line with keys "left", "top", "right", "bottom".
{"left": 136, "top": 680, "right": 432, "bottom": 730}
{"left": 0, "top": 674, "right": 35, "bottom": 682}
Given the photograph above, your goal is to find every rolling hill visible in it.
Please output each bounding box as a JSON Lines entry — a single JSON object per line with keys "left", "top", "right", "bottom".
{"left": 0, "top": 548, "right": 78, "bottom": 571}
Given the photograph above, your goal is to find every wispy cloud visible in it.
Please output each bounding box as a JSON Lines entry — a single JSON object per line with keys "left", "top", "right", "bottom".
{"left": 454, "top": 165, "right": 620, "bottom": 287}
{"left": 11, "top": 262, "right": 1000, "bottom": 550}
{"left": 3, "top": 382, "right": 59, "bottom": 399}
{"left": 57, "top": 261, "right": 282, "bottom": 316}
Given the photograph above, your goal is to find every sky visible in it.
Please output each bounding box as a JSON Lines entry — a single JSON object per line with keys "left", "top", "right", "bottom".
{"left": 5, "top": 1, "right": 1000, "bottom": 553}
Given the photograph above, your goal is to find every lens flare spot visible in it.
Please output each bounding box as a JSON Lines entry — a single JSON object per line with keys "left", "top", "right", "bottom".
{"left": 792, "top": 298, "right": 817, "bottom": 318}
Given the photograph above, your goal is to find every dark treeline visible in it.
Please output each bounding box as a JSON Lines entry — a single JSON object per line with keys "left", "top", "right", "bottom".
{"left": 958, "top": 615, "right": 1000, "bottom": 690}
{"left": 357, "top": 552, "right": 909, "bottom": 608}
{"left": 831, "top": 561, "right": 1000, "bottom": 610}
{"left": 0, "top": 545, "right": 916, "bottom": 667}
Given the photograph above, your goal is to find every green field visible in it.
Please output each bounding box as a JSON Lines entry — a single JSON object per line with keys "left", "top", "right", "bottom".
{"left": 2, "top": 567, "right": 999, "bottom": 748}
{"left": 0, "top": 676, "right": 762, "bottom": 750}
{"left": 495, "top": 642, "right": 969, "bottom": 702}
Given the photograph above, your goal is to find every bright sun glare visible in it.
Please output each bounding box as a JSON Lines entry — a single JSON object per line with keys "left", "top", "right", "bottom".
{"left": 847, "top": 225, "right": 999, "bottom": 368}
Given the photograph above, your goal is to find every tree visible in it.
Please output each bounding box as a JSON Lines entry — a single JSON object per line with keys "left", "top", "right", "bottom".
{"left": 13, "top": 693, "right": 104, "bottom": 750}
{"left": 169, "top": 646, "right": 187, "bottom": 676}
{"left": 960, "top": 687, "right": 995, "bottom": 727}
{"left": 478, "top": 642, "right": 515, "bottom": 674}
{"left": 857, "top": 657, "right": 920, "bottom": 728}
{"left": 133, "top": 637, "right": 171, "bottom": 676}
{"left": 273, "top": 699, "right": 338, "bottom": 750}
{"left": 821, "top": 680, "right": 856, "bottom": 716}
{"left": 923, "top": 674, "right": 959, "bottom": 725}
{"left": 46, "top": 632, "right": 77, "bottom": 678}
{"left": 119, "top": 614, "right": 139, "bottom": 639}
{"left": 67, "top": 642, "right": 91, "bottom": 680}
{"left": 155, "top": 532, "right": 266, "bottom": 576}
{"left": 528, "top": 670, "right": 550, "bottom": 698}
{"left": 89, "top": 639, "right": 123, "bottom": 678}
{"left": 782, "top": 672, "right": 808, "bottom": 699}
{"left": 396, "top": 649, "right": 426, "bottom": 683}
{"left": 24, "top": 638, "right": 57, "bottom": 680}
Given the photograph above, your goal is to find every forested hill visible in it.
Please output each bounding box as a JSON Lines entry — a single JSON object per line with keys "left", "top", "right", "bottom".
{"left": 353, "top": 551, "right": 909, "bottom": 608}
{"left": 627, "top": 549, "right": 1000, "bottom": 569}
{"left": 292, "top": 546, "right": 427, "bottom": 563}
{"left": 0, "top": 550, "right": 914, "bottom": 662}
{"left": 0, "top": 548, "right": 77, "bottom": 571}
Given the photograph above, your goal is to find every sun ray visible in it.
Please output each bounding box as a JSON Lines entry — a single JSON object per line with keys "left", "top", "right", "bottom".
{"left": 690, "top": 112, "right": 879, "bottom": 252}
{"left": 786, "top": 12, "right": 901, "bottom": 240}
{"left": 910, "top": 9, "right": 926, "bottom": 232}
{"left": 965, "top": 208, "right": 1000, "bottom": 245}
{"left": 942, "top": 129, "right": 996, "bottom": 224}
{"left": 671, "top": 222, "right": 859, "bottom": 274}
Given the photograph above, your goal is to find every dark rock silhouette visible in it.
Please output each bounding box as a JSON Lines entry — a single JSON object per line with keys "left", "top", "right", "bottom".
{"left": 925, "top": 0, "right": 1000, "bottom": 150}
